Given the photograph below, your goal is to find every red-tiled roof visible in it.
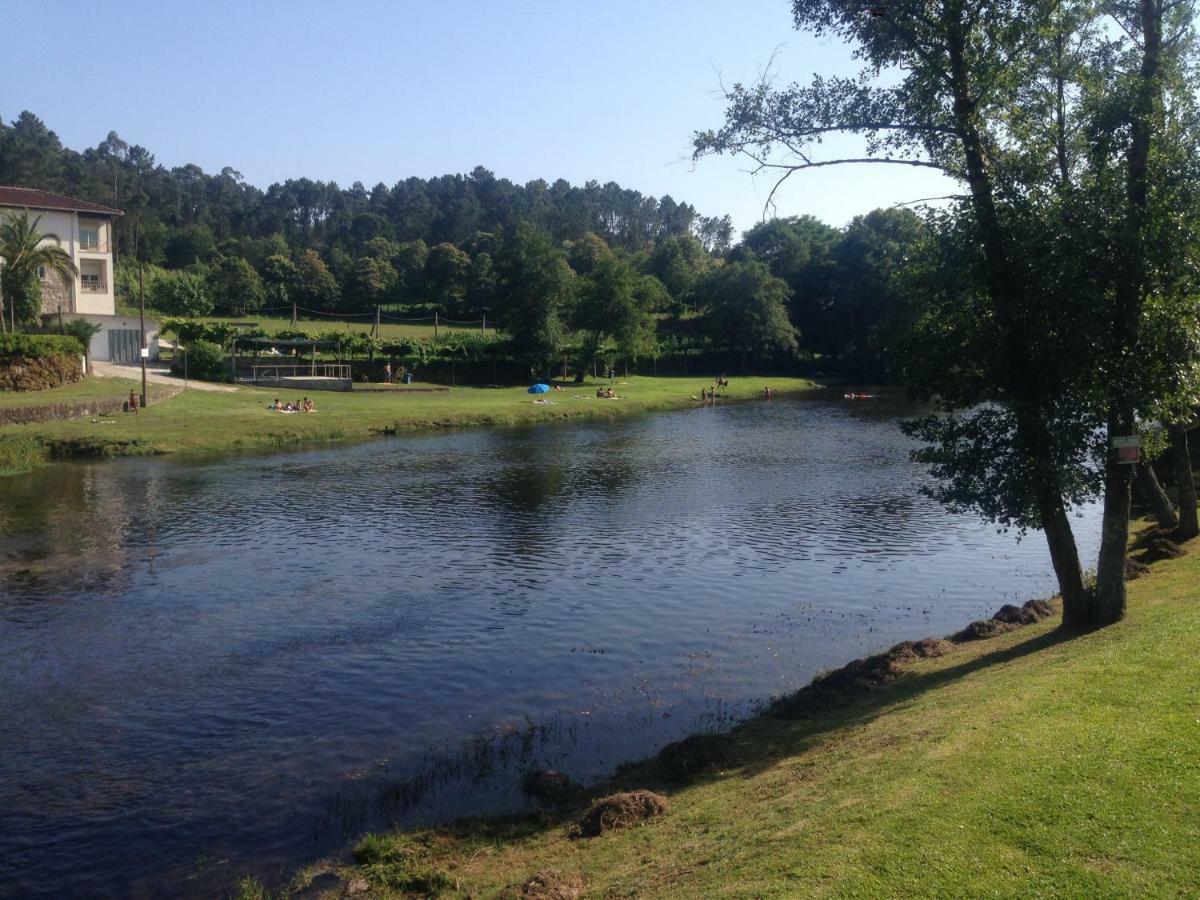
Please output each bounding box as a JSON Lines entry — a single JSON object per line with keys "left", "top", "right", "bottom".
{"left": 0, "top": 187, "right": 123, "bottom": 217}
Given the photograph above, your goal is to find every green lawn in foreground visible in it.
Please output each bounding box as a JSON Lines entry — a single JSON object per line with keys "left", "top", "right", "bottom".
{"left": 0, "top": 374, "right": 815, "bottom": 473}
{"left": 280, "top": 533, "right": 1200, "bottom": 898}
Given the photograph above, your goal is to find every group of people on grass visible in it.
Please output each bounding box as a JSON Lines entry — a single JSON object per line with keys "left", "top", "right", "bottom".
{"left": 595, "top": 386, "right": 619, "bottom": 399}
{"left": 698, "top": 377, "right": 773, "bottom": 403}
{"left": 269, "top": 397, "right": 315, "bottom": 413}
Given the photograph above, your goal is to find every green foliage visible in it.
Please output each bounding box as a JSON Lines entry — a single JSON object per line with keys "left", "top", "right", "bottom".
{"left": 61, "top": 319, "right": 102, "bottom": 355}
{"left": 695, "top": 260, "right": 798, "bottom": 360}
{"left": 492, "top": 223, "right": 575, "bottom": 370}
{"left": 425, "top": 242, "right": 472, "bottom": 315}
{"left": 160, "top": 318, "right": 240, "bottom": 348}
{"left": 574, "top": 255, "right": 657, "bottom": 366}
{"left": 150, "top": 271, "right": 213, "bottom": 317}
{"left": 207, "top": 256, "right": 265, "bottom": 314}
{"left": 294, "top": 249, "right": 339, "bottom": 312}
{"left": 0, "top": 332, "right": 84, "bottom": 359}
{"left": 171, "top": 339, "right": 229, "bottom": 382}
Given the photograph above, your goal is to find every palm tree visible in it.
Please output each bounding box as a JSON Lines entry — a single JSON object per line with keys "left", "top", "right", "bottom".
{"left": 0, "top": 211, "right": 79, "bottom": 333}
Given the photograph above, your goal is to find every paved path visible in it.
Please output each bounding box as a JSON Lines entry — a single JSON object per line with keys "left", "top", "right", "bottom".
{"left": 91, "top": 362, "right": 239, "bottom": 392}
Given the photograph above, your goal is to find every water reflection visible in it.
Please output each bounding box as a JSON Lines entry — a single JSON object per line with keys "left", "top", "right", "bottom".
{"left": 0, "top": 395, "right": 1101, "bottom": 898}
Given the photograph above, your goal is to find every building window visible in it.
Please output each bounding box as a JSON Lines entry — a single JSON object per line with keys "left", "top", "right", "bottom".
{"left": 80, "top": 225, "right": 100, "bottom": 250}
{"left": 81, "top": 272, "right": 104, "bottom": 291}
{"left": 37, "top": 266, "right": 46, "bottom": 279}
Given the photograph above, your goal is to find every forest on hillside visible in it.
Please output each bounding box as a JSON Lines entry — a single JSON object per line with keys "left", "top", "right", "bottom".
{"left": 0, "top": 111, "right": 921, "bottom": 377}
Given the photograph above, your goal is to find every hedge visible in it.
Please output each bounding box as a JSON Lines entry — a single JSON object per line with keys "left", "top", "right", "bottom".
{"left": 0, "top": 333, "right": 85, "bottom": 359}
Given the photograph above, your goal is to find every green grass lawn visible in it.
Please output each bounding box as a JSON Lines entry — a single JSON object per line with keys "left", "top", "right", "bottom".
{"left": 274, "top": 535, "right": 1200, "bottom": 898}
{"left": 0, "top": 375, "right": 148, "bottom": 408}
{"left": 0, "top": 374, "right": 815, "bottom": 474}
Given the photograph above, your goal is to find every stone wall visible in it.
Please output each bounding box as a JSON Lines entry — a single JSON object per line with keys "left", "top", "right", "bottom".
{"left": 0, "top": 353, "right": 83, "bottom": 392}
{"left": 40, "top": 276, "right": 72, "bottom": 317}
{"left": 0, "top": 384, "right": 180, "bottom": 426}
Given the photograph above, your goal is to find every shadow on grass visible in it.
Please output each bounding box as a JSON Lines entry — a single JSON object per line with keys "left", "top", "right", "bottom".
{"left": 597, "top": 622, "right": 1083, "bottom": 795}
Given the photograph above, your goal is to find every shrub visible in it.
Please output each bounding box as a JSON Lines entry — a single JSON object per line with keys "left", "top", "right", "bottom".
{"left": 150, "top": 271, "right": 213, "bottom": 317}
{"left": 171, "top": 339, "right": 230, "bottom": 382}
{"left": 0, "top": 333, "right": 84, "bottom": 359}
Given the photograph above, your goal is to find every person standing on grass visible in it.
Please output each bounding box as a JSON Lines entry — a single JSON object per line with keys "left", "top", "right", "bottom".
{"left": 128, "top": 389, "right": 139, "bottom": 414}
{"left": 384, "top": 362, "right": 392, "bottom": 383}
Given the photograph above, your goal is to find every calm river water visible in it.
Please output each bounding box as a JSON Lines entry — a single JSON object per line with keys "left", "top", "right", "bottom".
{"left": 0, "top": 393, "right": 1100, "bottom": 897}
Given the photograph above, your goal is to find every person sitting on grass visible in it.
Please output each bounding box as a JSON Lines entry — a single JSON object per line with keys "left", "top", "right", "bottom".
{"left": 604, "top": 387, "right": 617, "bottom": 398}
{"left": 302, "top": 397, "right": 314, "bottom": 413}
{"left": 270, "top": 398, "right": 283, "bottom": 411}
{"left": 596, "top": 387, "right": 605, "bottom": 398}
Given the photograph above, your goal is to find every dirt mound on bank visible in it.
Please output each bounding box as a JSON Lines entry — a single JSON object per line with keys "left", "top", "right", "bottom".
{"left": 1138, "top": 538, "right": 1186, "bottom": 563}
{"left": 955, "top": 599, "right": 1055, "bottom": 641}
{"left": 570, "top": 790, "right": 669, "bottom": 838}
{"left": 1125, "top": 557, "right": 1151, "bottom": 580}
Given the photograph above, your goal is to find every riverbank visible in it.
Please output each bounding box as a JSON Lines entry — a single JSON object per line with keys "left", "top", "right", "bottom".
{"left": 266, "top": 527, "right": 1200, "bottom": 898}
{"left": 0, "top": 375, "right": 816, "bottom": 475}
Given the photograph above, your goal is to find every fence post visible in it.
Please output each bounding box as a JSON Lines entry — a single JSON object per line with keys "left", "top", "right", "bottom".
{"left": 434, "top": 311, "right": 439, "bottom": 338}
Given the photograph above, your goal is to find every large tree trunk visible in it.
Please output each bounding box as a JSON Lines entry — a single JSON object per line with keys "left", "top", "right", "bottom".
{"left": 1094, "top": 423, "right": 1134, "bottom": 625}
{"left": 945, "top": 23, "right": 1090, "bottom": 622}
{"left": 1091, "top": 0, "right": 1162, "bottom": 625}
{"left": 1136, "top": 458, "right": 1178, "bottom": 530}
{"left": 1170, "top": 424, "right": 1198, "bottom": 540}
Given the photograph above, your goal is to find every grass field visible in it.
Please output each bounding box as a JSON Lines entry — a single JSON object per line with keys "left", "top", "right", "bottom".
{"left": 267, "top": 530, "right": 1200, "bottom": 898}
{"left": 0, "top": 375, "right": 149, "bottom": 408}
{"left": 0, "top": 374, "right": 815, "bottom": 474}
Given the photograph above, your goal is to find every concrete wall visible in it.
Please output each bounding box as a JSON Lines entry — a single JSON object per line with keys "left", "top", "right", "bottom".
{"left": 61, "top": 313, "right": 159, "bottom": 363}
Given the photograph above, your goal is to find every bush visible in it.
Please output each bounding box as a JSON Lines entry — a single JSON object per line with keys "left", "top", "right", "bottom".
{"left": 171, "top": 339, "right": 230, "bottom": 382}
{"left": 151, "top": 271, "right": 213, "bottom": 317}
{"left": 0, "top": 333, "right": 84, "bottom": 359}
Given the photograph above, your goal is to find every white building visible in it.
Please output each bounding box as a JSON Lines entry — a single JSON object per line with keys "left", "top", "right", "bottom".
{"left": 0, "top": 186, "right": 158, "bottom": 363}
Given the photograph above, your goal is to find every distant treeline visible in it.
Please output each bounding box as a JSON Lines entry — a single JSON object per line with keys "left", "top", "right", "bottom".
{"left": 1, "top": 111, "right": 923, "bottom": 378}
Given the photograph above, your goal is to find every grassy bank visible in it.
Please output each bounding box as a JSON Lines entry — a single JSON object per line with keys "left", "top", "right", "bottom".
{"left": 0, "top": 375, "right": 815, "bottom": 475}
{"left": 273, "top": 533, "right": 1200, "bottom": 898}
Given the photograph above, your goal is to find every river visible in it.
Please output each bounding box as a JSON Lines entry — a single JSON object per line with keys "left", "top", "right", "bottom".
{"left": 0, "top": 392, "right": 1101, "bottom": 897}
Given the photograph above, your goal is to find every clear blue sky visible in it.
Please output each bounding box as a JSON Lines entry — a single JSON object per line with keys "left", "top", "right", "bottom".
{"left": 1, "top": 0, "right": 952, "bottom": 236}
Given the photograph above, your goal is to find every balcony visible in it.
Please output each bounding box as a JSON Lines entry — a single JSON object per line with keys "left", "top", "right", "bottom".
{"left": 80, "top": 276, "right": 108, "bottom": 293}
{"left": 78, "top": 240, "right": 109, "bottom": 254}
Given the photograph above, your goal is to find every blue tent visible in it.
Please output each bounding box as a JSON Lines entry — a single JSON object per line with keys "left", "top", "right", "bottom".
{"left": 528, "top": 383, "right": 551, "bottom": 394}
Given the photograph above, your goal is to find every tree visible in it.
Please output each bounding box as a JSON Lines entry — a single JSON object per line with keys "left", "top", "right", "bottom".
{"left": 574, "top": 255, "right": 656, "bottom": 375}
{"left": 492, "top": 224, "right": 575, "bottom": 373}
{"left": 695, "top": 260, "right": 798, "bottom": 367}
{"left": 207, "top": 256, "right": 265, "bottom": 315}
{"left": 648, "top": 234, "right": 711, "bottom": 312}
{"left": 425, "top": 243, "right": 472, "bottom": 315}
{"left": 294, "top": 249, "right": 339, "bottom": 312}
{"left": 349, "top": 256, "right": 397, "bottom": 311}
{"left": 694, "top": 0, "right": 1104, "bottom": 621}
{"left": 826, "top": 208, "right": 925, "bottom": 376}
{"left": 262, "top": 254, "right": 299, "bottom": 306}
{"left": 737, "top": 216, "right": 839, "bottom": 352}
{"left": 151, "top": 270, "right": 213, "bottom": 316}
{"left": 0, "top": 211, "right": 78, "bottom": 328}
